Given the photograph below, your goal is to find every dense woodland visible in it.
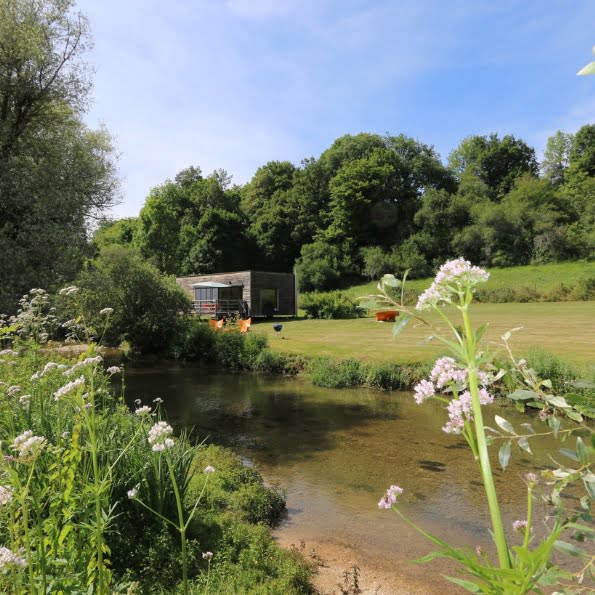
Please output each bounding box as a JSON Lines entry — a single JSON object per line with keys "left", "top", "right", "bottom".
{"left": 1, "top": 0, "right": 595, "bottom": 314}
{"left": 99, "top": 127, "right": 595, "bottom": 292}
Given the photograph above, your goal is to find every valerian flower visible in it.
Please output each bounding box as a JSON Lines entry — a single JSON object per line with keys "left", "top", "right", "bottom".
{"left": 99, "top": 307, "right": 114, "bottom": 316}
{"left": 378, "top": 485, "right": 403, "bottom": 509}
{"left": 416, "top": 258, "right": 489, "bottom": 311}
{"left": 127, "top": 487, "right": 138, "bottom": 499}
{"left": 413, "top": 379, "right": 435, "bottom": 404}
{"left": 53, "top": 375, "right": 85, "bottom": 401}
{"left": 64, "top": 356, "right": 103, "bottom": 377}
{"left": 148, "top": 422, "right": 174, "bottom": 452}
{"left": 202, "top": 551, "right": 213, "bottom": 560}
{"left": 11, "top": 430, "right": 46, "bottom": 459}
{"left": 59, "top": 286, "right": 79, "bottom": 296}
{"left": 204, "top": 465, "right": 215, "bottom": 474}
{"left": 512, "top": 520, "right": 529, "bottom": 533}
{"left": 0, "top": 547, "right": 26, "bottom": 570}
{"left": 106, "top": 366, "right": 121, "bottom": 375}
{"left": 135, "top": 406, "right": 152, "bottom": 416}
{"left": 0, "top": 486, "right": 12, "bottom": 506}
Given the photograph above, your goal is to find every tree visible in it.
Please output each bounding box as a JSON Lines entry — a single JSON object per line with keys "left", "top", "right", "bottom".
{"left": 0, "top": 0, "right": 119, "bottom": 313}
{"left": 568, "top": 123, "right": 595, "bottom": 178}
{"left": 448, "top": 133, "right": 538, "bottom": 198}
{"left": 541, "top": 131, "right": 574, "bottom": 186}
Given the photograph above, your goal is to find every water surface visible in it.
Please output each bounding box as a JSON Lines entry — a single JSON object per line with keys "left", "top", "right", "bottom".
{"left": 123, "top": 365, "right": 565, "bottom": 589}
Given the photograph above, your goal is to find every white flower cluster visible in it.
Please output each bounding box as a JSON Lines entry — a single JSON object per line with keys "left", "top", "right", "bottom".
{"left": 106, "top": 366, "right": 121, "bottom": 375}
{"left": 378, "top": 485, "right": 403, "bottom": 509}
{"left": 148, "top": 421, "right": 175, "bottom": 452}
{"left": 59, "top": 286, "right": 79, "bottom": 296}
{"left": 31, "top": 361, "right": 68, "bottom": 381}
{"left": 0, "top": 349, "right": 18, "bottom": 357}
{"left": 0, "top": 486, "right": 12, "bottom": 506}
{"left": 53, "top": 375, "right": 85, "bottom": 401}
{"left": 135, "top": 406, "right": 152, "bottom": 416}
{"left": 0, "top": 546, "right": 26, "bottom": 570}
{"left": 6, "top": 385, "right": 21, "bottom": 396}
{"left": 416, "top": 258, "right": 489, "bottom": 311}
{"left": 99, "top": 307, "right": 114, "bottom": 316}
{"left": 64, "top": 356, "right": 103, "bottom": 377}
{"left": 11, "top": 430, "right": 47, "bottom": 459}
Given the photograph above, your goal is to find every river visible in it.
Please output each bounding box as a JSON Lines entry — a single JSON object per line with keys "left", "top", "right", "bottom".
{"left": 122, "top": 364, "right": 566, "bottom": 594}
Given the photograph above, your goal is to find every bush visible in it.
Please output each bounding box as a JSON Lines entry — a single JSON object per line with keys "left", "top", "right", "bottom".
{"left": 169, "top": 316, "right": 216, "bottom": 360}
{"left": 308, "top": 357, "right": 365, "bottom": 388}
{"left": 300, "top": 291, "right": 367, "bottom": 319}
{"left": 70, "top": 245, "right": 191, "bottom": 354}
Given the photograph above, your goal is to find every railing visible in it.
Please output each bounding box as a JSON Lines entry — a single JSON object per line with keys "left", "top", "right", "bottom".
{"left": 193, "top": 299, "right": 243, "bottom": 317}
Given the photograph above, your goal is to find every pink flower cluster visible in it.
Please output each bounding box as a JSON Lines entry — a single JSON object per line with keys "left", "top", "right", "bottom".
{"left": 416, "top": 258, "right": 489, "bottom": 311}
{"left": 513, "top": 519, "right": 529, "bottom": 533}
{"left": 0, "top": 547, "right": 26, "bottom": 570}
{"left": 378, "top": 485, "right": 403, "bottom": 509}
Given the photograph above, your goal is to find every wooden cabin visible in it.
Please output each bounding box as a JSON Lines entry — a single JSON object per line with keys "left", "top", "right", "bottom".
{"left": 176, "top": 271, "right": 297, "bottom": 318}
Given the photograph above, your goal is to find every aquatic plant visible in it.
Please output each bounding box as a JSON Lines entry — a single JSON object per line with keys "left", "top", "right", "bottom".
{"left": 364, "top": 259, "right": 594, "bottom": 593}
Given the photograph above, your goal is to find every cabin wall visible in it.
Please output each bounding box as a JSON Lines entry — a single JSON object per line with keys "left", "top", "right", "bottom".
{"left": 176, "top": 271, "right": 296, "bottom": 317}
{"left": 249, "top": 271, "right": 296, "bottom": 316}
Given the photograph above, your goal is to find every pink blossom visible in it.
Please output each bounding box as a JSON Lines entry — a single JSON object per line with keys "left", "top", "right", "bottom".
{"left": 378, "top": 485, "right": 403, "bottom": 509}
{"left": 513, "top": 520, "right": 529, "bottom": 533}
{"left": 413, "top": 379, "right": 435, "bottom": 404}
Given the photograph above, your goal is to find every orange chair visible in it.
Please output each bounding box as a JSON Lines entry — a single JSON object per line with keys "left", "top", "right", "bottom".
{"left": 239, "top": 317, "right": 252, "bottom": 333}
{"left": 208, "top": 319, "right": 218, "bottom": 330}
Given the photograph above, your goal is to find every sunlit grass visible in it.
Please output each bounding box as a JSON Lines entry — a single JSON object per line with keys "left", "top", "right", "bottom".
{"left": 254, "top": 301, "right": 595, "bottom": 363}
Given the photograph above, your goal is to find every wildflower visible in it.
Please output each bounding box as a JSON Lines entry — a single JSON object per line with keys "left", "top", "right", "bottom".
{"left": 0, "top": 546, "right": 26, "bottom": 570}
{"left": 99, "top": 307, "right": 114, "bottom": 316}
{"left": 0, "top": 486, "right": 12, "bottom": 506}
{"left": 18, "top": 394, "right": 31, "bottom": 406}
{"left": 153, "top": 397, "right": 163, "bottom": 404}
{"left": 6, "top": 385, "right": 20, "bottom": 396}
{"left": 202, "top": 551, "right": 213, "bottom": 560}
{"left": 127, "top": 487, "right": 138, "bottom": 499}
{"left": 0, "top": 349, "right": 18, "bottom": 357}
{"left": 517, "top": 359, "right": 527, "bottom": 368}
{"left": 134, "top": 399, "right": 142, "bottom": 405}
{"left": 61, "top": 431, "right": 70, "bottom": 439}
{"left": 106, "top": 366, "right": 121, "bottom": 375}
{"left": 513, "top": 520, "right": 529, "bottom": 533}
{"left": 378, "top": 484, "right": 403, "bottom": 509}
{"left": 413, "top": 379, "right": 435, "bottom": 404}
{"left": 53, "top": 375, "right": 85, "bottom": 401}
{"left": 524, "top": 472, "right": 538, "bottom": 485}
{"left": 430, "top": 357, "right": 468, "bottom": 389}
{"left": 204, "top": 465, "right": 215, "bottom": 474}
{"left": 135, "top": 406, "right": 152, "bottom": 416}
{"left": 148, "top": 421, "right": 174, "bottom": 452}
{"left": 64, "top": 356, "right": 103, "bottom": 377}
{"left": 59, "top": 286, "right": 79, "bottom": 296}
{"left": 416, "top": 258, "right": 489, "bottom": 311}
{"left": 84, "top": 402, "right": 92, "bottom": 410}
{"left": 11, "top": 430, "right": 46, "bottom": 459}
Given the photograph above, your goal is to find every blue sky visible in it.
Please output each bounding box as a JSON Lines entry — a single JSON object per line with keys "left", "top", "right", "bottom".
{"left": 76, "top": 0, "right": 595, "bottom": 218}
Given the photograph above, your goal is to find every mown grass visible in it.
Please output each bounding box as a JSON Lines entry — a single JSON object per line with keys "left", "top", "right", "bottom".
{"left": 341, "top": 261, "right": 595, "bottom": 301}
{"left": 253, "top": 301, "right": 595, "bottom": 364}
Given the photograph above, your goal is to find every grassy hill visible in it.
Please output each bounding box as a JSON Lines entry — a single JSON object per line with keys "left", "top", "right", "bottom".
{"left": 340, "top": 261, "right": 595, "bottom": 303}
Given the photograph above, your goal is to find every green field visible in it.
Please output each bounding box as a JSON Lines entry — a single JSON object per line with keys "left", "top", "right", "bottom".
{"left": 341, "top": 261, "right": 595, "bottom": 301}
{"left": 253, "top": 301, "right": 595, "bottom": 364}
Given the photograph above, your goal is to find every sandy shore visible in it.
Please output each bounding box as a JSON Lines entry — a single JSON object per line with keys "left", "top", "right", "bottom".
{"left": 274, "top": 528, "right": 460, "bottom": 595}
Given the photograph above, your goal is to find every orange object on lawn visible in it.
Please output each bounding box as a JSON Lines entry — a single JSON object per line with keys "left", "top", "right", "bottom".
{"left": 375, "top": 310, "right": 398, "bottom": 322}
{"left": 239, "top": 318, "right": 252, "bottom": 333}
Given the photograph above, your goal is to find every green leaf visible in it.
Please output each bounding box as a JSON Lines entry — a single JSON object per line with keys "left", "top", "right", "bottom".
{"left": 559, "top": 448, "right": 580, "bottom": 462}
{"left": 554, "top": 540, "right": 589, "bottom": 558}
{"left": 541, "top": 379, "right": 552, "bottom": 389}
{"left": 576, "top": 437, "right": 589, "bottom": 467}
{"left": 475, "top": 323, "right": 488, "bottom": 343}
{"left": 494, "top": 415, "right": 515, "bottom": 434}
{"left": 444, "top": 577, "right": 481, "bottom": 593}
{"left": 509, "top": 389, "right": 538, "bottom": 401}
{"left": 548, "top": 416, "right": 561, "bottom": 438}
{"left": 577, "top": 61, "right": 595, "bottom": 76}
{"left": 520, "top": 423, "right": 535, "bottom": 433}
{"left": 382, "top": 274, "right": 400, "bottom": 288}
{"left": 547, "top": 396, "right": 570, "bottom": 408}
{"left": 565, "top": 410, "right": 584, "bottom": 423}
{"left": 499, "top": 441, "right": 512, "bottom": 470}
{"left": 392, "top": 314, "right": 411, "bottom": 338}
{"left": 570, "top": 379, "right": 595, "bottom": 389}
{"left": 518, "top": 436, "right": 532, "bottom": 454}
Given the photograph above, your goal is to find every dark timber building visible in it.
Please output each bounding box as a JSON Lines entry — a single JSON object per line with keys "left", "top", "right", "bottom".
{"left": 176, "top": 271, "right": 297, "bottom": 318}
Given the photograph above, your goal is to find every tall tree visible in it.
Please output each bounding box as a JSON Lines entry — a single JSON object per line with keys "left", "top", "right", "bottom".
{"left": 448, "top": 133, "right": 538, "bottom": 199}
{"left": 541, "top": 130, "right": 574, "bottom": 186}
{"left": 0, "top": 0, "right": 119, "bottom": 312}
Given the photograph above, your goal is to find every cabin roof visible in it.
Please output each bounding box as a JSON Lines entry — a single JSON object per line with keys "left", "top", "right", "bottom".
{"left": 192, "top": 281, "right": 243, "bottom": 288}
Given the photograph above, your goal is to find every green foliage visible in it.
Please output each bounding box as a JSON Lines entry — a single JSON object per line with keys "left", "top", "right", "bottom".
{"left": 300, "top": 291, "right": 366, "bottom": 319}
{"left": 308, "top": 357, "right": 365, "bottom": 389}
{"left": 0, "top": 0, "right": 119, "bottom": 314}
{"left": 73, "top": 245, "right": 192, "bottom": 354}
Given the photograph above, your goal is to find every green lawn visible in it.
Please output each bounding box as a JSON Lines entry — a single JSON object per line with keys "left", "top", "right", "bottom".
{"left": 253, "top": 301, "right": 595, "bottom": 364}
{"left": 341, "top": 261, "right": 595, "bottom": 300}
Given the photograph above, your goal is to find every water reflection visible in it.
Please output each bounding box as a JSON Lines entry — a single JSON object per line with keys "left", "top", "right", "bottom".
{"left": 122, "top": 364, "right": 564, "bottom": 584}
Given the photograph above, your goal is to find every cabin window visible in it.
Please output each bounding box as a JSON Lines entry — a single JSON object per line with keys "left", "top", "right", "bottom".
{"left": 260, "top": 288, "right": 278, "bottom": 316}
{"left": 195, "top": 288, "right": 216, "bottom": 302}
{"left": 218, "top": 286, "right": 243, "bottom": 300}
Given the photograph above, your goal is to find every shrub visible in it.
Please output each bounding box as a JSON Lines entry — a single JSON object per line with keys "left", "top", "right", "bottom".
{"left": 300, "top": 290, "right": 367, "bottom": 319}
{"left": 169, "top": 316, "right": 216, "bottom": 360}
{"left": 308, "top": 357, "right": 365, "bottom": 388}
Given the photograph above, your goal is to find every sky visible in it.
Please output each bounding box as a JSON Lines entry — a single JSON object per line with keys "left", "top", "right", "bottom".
{"left": 76, "top": 0, "right": 595, "bottom": 218}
